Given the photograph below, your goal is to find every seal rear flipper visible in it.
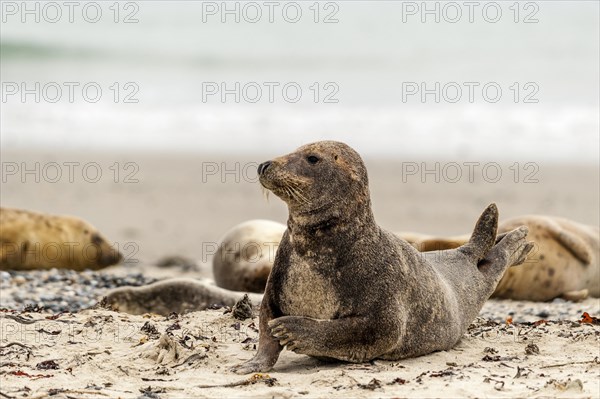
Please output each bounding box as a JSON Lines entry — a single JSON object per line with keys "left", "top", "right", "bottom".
{"left": 478, "top": 227, "right": 534, "bottom": 293}
{"left": 458, "top": 203, "right": 498, "bottom": 263}
{"left": 545, "top": 220, "right": 593, "bottom": 265}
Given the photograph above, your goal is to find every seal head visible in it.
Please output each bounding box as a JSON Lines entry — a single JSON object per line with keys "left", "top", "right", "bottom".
{"left": 258, "top": 141, "right": 375, "bottom": 251}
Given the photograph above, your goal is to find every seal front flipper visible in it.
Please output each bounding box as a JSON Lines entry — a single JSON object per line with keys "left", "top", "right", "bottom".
{"left": 268, "top": 315, "right": 398, "bottom": 363}
{"left": 561, "top": 289, "right": 589, "bottom": 301}
{"left": 458, "top": 203, "right": 498, "bottom": 263}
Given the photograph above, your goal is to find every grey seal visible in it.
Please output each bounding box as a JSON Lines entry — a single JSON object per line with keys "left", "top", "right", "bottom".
{"left": 231, "top": 141, "right": 533, "bottom": 374}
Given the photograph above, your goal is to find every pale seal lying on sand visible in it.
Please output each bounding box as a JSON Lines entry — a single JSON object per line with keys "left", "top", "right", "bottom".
{"left": 213, "top": 219, "right": 285, "bottom": 293}
{"left": 0, "top": 207, "right": 122, "bottom": 271}
{"left": 231, "top": 141, "right": 532, "bottom": 373}
{"left": 398, "top": 216, "right": 600, "bottom": 301}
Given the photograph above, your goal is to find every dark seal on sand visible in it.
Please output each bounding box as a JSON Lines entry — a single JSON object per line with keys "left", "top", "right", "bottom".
{"left": 231, "top": 141, "right": 533, "bottom": 374}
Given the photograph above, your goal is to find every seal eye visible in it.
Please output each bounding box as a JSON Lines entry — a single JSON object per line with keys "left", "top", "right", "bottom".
{"left": 307, "top": 155, "right": 320, "bottom": 164}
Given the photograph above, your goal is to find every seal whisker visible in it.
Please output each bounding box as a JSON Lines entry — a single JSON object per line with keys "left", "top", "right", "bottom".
{"left": 283, "top": 180, "right": 310, "bottom": 204}
{"left": 261, "top": 186, "right": 270, "bottom": 202}
{"left": 288, "top": 185, "right": 310, "bottom": 205}
{"left": 282, "top": 186, "right": 295, "bottom": 203}
{"left": 293, "top": 186, "right": 310, "bottom": 205}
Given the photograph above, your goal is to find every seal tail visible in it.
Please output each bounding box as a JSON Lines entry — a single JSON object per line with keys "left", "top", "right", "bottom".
{"left": 458, "top": 203, "right": 498, "bottom": 263}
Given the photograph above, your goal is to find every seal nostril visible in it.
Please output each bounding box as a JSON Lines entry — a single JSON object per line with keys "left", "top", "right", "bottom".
{"left": 258, "top": 161, "right": 272, "bottom": 176}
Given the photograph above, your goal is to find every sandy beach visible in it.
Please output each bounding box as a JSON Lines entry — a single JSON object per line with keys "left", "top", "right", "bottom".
{"left": 1, "top": 149, "right": 599, "bottom": 398}
{"left": 1, "top": 303, "right": 599, "bottom": 399}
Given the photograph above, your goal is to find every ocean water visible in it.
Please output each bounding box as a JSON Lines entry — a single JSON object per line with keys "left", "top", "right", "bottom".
{"left": 1, "top": 1, "right": 598, "bottom": 162}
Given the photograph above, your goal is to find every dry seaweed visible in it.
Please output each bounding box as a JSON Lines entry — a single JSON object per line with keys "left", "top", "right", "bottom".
{"left": 232, "top": 295, "right": 253, "bottom": 320}
{"left": 358, "top": 378, "right": 382, "bottom": 390}
{"left": 197, "top": 373, "right": 277, "bottom": 388}
{"left": 36, "top": 360, "right": 59, "bottom": 370}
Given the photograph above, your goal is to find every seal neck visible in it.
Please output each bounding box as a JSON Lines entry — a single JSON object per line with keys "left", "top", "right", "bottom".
{"left": 287, "top": 196, "right": 377, "bottom": 249}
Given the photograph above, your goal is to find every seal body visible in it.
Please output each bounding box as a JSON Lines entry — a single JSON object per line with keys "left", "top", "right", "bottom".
{"left": 399, "top": 216, "right": 600, "bottom": 301}
{"left": 0, "top": 207, "right": 122, "bottom": 271}
{"left": 217, "top": 216, "right": 599, "bottom": 301}
{"left": 231, "top": 141, "right": 532, "bottom": 374}
{"left": 213, "top": 220, "right": 285, "bottom": 292}
{"left": 107, "top": 278, "right": 263, "bottom": 315}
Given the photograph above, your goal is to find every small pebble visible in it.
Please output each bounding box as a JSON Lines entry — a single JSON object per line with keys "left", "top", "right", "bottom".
{"left": 537, "top": 310, "right": 550, "bottom": 318}
{"left": 12, "top": 276, "right": 27, "bottom": 285}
